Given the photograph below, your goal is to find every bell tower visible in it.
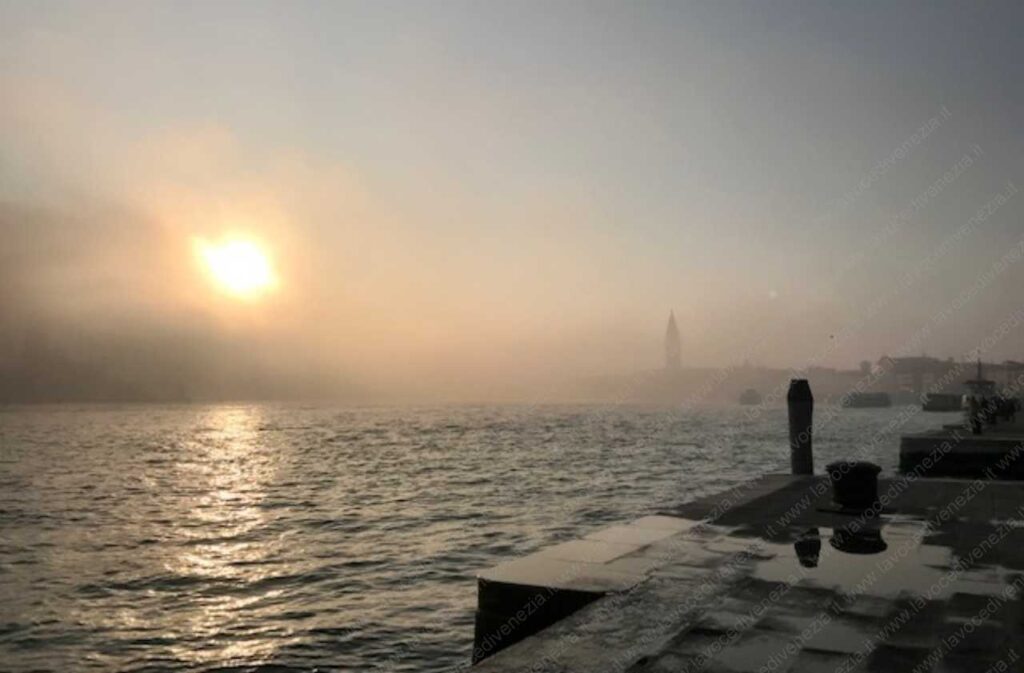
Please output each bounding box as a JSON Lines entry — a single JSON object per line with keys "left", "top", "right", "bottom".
{"left": 665, "top": 311, "right": 682, "bottom": 372}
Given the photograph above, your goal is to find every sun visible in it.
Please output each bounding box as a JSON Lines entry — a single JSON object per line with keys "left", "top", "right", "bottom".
{"left": 196, "top": 237, "right": 277, "bottom": 298}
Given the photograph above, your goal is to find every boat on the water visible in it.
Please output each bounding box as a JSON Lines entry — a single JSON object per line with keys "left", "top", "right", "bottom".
{"left": 841, "top": 392, "right": 892, "bottom": 408}
{"left": 922, "top": 392, "right": 963, "bottom": 412}
{"left": 738, "top": 388, "right": 762, "bottom": 405}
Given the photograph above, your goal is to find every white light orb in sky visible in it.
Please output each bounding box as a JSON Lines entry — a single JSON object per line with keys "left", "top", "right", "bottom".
{"left": 196, "top": 237, "right": 277, "bottom": 299}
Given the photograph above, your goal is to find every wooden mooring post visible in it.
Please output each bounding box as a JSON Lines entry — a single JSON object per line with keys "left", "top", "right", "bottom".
{"left": 788, "top": 378, "right": 814, "bottom": 475}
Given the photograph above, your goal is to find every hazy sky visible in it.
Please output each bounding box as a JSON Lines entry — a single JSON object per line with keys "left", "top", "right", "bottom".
{"left": 2, "top": 1, "right": 1023, "bottom": 399}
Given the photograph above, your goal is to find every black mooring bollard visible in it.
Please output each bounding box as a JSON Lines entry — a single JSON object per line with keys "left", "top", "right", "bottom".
{"left": 788, "top": 379, "right": 814, "bottom": 475}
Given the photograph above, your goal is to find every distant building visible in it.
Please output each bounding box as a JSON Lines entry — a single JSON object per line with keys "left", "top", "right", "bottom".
{"left": 665, "top": 311, "right": 682, "bottom": 371}
{"left": 876, "top": 356, "right": 961, "bottom": 398}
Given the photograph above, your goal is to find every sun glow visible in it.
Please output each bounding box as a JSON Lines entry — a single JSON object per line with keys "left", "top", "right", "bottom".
{"left": 196, "top": 237, "right": 277, "bottom": 298}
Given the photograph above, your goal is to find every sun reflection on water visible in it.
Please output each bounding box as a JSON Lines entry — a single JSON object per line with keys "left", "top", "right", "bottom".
{"left": 163, "top": 406, "right": 297, "bottom": 666}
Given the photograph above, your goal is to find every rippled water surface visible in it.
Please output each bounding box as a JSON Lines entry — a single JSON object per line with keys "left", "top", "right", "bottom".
{"left": 0, "top": 403, "right": 957, "bottom": 672}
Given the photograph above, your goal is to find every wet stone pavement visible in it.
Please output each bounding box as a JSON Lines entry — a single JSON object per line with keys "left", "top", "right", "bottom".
{"left": 472, "top": 475, "right": 1024, "bottom": 672}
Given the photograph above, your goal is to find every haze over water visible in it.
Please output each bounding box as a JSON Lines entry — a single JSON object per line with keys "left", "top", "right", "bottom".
{"left": 2, "top": 1, "right": 1024, "bottom": 402}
